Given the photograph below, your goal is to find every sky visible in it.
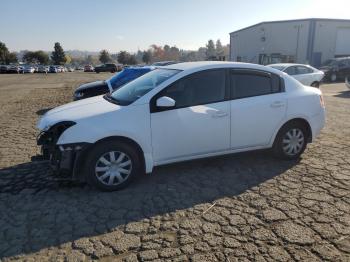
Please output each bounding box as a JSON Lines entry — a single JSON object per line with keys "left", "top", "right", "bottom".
{"left": 1, "top": 0, "right": 349, "bottom": 53}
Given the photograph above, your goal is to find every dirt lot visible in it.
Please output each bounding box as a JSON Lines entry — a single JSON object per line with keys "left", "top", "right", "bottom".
{"left": 0, "top": 72, "right": 349, "bottom": 261}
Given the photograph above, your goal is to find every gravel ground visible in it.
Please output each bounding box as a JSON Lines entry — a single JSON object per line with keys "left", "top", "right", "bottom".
{"left": 0, "top": 73, "right": 349, "bottom": 261}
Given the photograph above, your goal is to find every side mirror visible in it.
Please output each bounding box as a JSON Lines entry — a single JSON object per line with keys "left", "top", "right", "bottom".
{"left": 156, "top": 96, "right": 175, "bottom": 108}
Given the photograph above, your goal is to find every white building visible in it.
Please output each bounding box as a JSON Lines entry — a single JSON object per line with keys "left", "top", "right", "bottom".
{"left": 229, "top": 18, "right": 350, "bottom": 66}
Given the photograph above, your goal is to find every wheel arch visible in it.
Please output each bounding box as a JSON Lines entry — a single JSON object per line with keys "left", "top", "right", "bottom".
{"left": 74, "top": 136, "right": 147, "bottom": 182}
{"left": 272, "top": 117, "right": 312, "bottom": 146}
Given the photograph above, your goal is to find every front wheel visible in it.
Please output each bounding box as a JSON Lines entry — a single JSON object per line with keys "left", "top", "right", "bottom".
{"left": 84, "top": 140, "right": 142, "bottom": 191}
{"left": 273, "top": 122, "right": 308, "bottom": 159}
{"left": 311, "top": 81, "right": 320, "bottom": 88}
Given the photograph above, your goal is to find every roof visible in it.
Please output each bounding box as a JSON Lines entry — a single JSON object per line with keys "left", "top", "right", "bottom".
{"left": 230, "top": 18, "right": 350, "bottom": 35}
{"left": 268, "top": 63, "right": 311, "bottom": 67}
{"left": 162, "top": 61, "right": 284, "bottom": 75}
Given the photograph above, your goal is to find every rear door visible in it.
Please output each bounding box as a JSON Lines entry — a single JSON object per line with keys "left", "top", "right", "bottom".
{"left": 230, "top": 70, "right": 287, "bottom": 149}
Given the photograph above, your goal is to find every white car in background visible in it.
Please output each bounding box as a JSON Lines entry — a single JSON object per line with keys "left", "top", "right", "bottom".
{"left": 268, "top": 63, "right": 324, "bottom": 88}
{"left": 37, "top": 61, "right": 326, "bottom": 191}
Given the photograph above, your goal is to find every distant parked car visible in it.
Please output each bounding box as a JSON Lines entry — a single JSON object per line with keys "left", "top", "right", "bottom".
{"left": 151, "top": 61, "right": 178, "bottom": 66}
{"left": 49, "top": 66, "right": 58, "bottom": 73}
{"left": 0, "top": 65, "right": 8, "bottom": 73}
{"left": 37, "top": 65, "right": 49, "bottom": 73}
{"left": 22, "top": 65, "right": 35, "bottom": 73}
{"left": 268, "top": 63, "right": 324, "bottom": 88}
{"left": 73, "top": 66, "right": 154, "bottom": 100}
{"left": 319, "top": 57, "right": 350, "bottom": 82}
{"left": 94, "top": 63, "right": 120, "bottom": 73}
{"left": 7, "top": 65, "right": 20, "bottom": 73}
{"left": 67, "top": 67, "right": 74, "bottom": 72}
{"left": 84, "top": 65, "right": 94, "bottom": 72}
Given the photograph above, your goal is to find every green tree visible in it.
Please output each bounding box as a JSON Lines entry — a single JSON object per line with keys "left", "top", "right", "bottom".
{"left": 23, "top": 51, "right": 49, "bottom": 64}
{"left": 215, "top": 39, "right": 224, "bottom": 57}
{"left": 117, "top": 51, "right": 129, "bottom": 65}
{"left": 0, "top": 42, "right": 9, "bottom": 64}
{"left": 99, "top": 49, "right": 111, "bottom": 64}
{"left": 127, "top": 54, "right": 137, "bottom": 65}
{"left": 51, "top": 42, "right": 66, "bottom": 65}
{"left": 6, "top": 52, "right": 18, "bottom": 64}
{"left": 142, "top": 50, "right": 151, "bottom": 64}
{"left": 205, "top": 39, "right": 216, "bottom": 60}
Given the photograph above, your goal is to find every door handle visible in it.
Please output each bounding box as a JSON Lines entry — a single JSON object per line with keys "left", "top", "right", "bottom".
{"left": 270, "top": 101, "right": 285, "bottom": 108}
{"left": 212, "top": 111, "right": 228, "bottom": 118}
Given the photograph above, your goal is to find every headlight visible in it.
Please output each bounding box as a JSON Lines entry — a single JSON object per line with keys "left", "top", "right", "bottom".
{"left": 74, "top": 92, "right": 84, "bottom": 98}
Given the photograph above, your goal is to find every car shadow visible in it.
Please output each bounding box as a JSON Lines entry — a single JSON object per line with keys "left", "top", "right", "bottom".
{"left": 0, "top": 150, "right": 299, "bottom": 259}
{"left": 334, "top": 90, "right": 350, "bottom": 98}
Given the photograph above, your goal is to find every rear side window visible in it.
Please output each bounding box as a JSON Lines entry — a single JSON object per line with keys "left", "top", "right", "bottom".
{"left": 296, "top": 66, "right": 313, "bottom": 74}
{"left": 230, "top": 70, "right": 282, "bottom": 99}
{"left": 285, "top": 66, "right": 297, "bottom": 75}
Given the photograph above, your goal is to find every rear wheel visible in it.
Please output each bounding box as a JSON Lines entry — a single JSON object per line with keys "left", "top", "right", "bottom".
{"left": 84, "top": 140, "right": 142, "bottom": 191}
{"left": 330, "top": 73, "right": 337, "bottom": 82}
{"left": 273, "top": 122, "right": 308, "bottom": 159}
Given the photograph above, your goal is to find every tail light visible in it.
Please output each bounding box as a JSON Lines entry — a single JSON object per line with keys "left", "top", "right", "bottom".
{"left": 319, "top": 95, "right": 325, "bottom": 108}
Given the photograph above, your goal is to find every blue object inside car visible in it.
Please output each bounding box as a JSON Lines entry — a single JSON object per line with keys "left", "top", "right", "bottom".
{"left": 109, "top": 67, "right": 154, "bottom": 90}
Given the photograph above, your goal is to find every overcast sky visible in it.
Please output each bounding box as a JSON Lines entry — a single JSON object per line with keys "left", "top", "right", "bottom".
{"left": 1, "top": 0, "right": 349, "bottom": 52}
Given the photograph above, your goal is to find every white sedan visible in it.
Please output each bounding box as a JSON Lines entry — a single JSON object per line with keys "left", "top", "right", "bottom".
{"left": 37, "top": 61, "right": 326, "bottom": 191}
{"left": 268, "top": 63, "right": 324, "bottom": 88}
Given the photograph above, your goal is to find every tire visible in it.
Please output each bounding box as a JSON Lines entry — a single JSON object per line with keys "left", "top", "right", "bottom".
{"left": 96, "top": 71, "right": 100, "bottom": 74}
{"left": 84, "top": 140, "right": 142, "bottom": 191}
{"left": 330, "top": 73, "right": 337, "bottom": 82}
{"left": 273, "top": 122, "right": 308, "bottom": 160}
{"left": 311, "top": 81, "right": 320, "bottom": 88}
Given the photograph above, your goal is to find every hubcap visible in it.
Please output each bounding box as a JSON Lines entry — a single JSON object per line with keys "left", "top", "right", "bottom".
{"left": 95, "top": 151, "right": 132, "bottom": 186}
{"left": 331, "top": 74, "right": 337, "bottom": 82}
{"left": 282, "top": 128, "right": 305, "bottom": 156}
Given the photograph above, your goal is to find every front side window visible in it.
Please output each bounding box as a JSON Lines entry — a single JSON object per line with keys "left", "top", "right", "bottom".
{"left": 230, "top": 70, "right": 281, "bottom": 99}
{"left": 110, "top": 69, "right": 180, "bottom": 105}
{"left": 158, "top": 69, "right": 226, "bottom": 109}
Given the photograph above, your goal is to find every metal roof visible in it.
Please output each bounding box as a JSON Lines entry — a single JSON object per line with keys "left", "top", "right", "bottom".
{"left": 230, "top": 18, "right": 350, "bottom": 35}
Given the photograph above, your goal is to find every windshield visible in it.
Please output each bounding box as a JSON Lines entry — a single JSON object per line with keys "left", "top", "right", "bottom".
{"left": 321, "top": 59, "right": 337, "bottom": 67}
{"left": 268, "top": 65, "right": 286, "bottom": 71}
{"left": 110, "top": 68, "right": 180, "bottom": 105}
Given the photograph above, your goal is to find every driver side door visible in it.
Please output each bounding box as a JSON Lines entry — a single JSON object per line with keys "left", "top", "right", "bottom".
{"left": 150, "top": 69, "right": 231, "bottom": 164}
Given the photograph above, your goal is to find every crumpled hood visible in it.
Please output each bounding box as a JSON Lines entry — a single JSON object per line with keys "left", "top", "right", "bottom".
{"left": 37, "top": 95, "right": 120, "bottom": 130}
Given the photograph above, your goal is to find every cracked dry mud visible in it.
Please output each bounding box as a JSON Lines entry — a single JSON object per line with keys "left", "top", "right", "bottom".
{"left": 0, "top": 73, "right": 349, "bottom": 261}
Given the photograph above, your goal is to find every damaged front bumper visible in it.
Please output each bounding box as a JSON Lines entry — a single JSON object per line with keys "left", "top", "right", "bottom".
{"left": 36, "top": 122, "right": 90, "bottom": 180}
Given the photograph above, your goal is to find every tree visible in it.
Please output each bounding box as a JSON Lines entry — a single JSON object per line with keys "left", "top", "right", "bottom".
{"left": 215, "top": 39, "right": 224, "bottom": 57}
{"left": 0, "top": 42, "right": 9, "bottom": 64}
{"left": 65, "top": 54, "right": 72, "bottom": 64}
{"left": 205, "top": 39, "right": 216, "bottom": 60}
{"left": 127, "top": 54, "right": 137, "bottom": 65}
{"left": 142, "top": 50, "right": 151, "bottom": 64}
{"left": 51, "top": 42, "right": 66, "bottom": 65}
{"left": 117, "top": 51, "right": 130, "bottom": 65}
{"left": 6, "top": 52, "right": 18, "bottom": 64}
{"left": 23, "top": 51, "right": 49, "bottom": 64}
{"left": 99, "top": 49, "right": 111, "bottom": 64}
